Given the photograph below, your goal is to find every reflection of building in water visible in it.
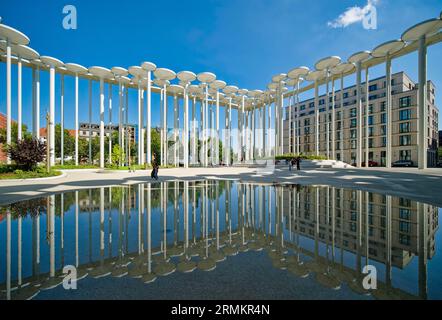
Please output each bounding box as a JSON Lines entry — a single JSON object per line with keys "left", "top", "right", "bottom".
{"left": 282, "top": 186, "right": 439, "bottom": 269}
{"left": 0, "top": 181, "right": 439, "bottom": 300}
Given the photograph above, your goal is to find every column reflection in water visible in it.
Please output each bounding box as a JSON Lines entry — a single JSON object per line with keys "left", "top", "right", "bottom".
{"left": 0, "top": 182, "right": 439, "bottom": 300}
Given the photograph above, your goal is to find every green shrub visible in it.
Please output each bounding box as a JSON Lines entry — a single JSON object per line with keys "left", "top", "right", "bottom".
{"left": 275, "top": 154, "right": 328, "bottom": 161}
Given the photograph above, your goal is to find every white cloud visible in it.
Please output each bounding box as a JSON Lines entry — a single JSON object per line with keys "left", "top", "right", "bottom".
{"left": 328, "top": 0, "right": 379, "bottom": 28}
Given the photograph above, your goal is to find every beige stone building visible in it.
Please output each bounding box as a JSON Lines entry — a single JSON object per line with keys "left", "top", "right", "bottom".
{"left": 283, "top": 72, "right": 439, "bottom": 167}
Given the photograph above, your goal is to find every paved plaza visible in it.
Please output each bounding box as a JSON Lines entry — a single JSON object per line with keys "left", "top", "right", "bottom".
{"left": 1, "top": 166, "right": 441, "bottom": 207}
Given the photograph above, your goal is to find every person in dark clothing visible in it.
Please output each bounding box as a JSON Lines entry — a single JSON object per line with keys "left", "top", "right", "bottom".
{"left": 296, "top": 157, "right": 301, "bottom": 170}
{"left": 151, "top": 162, "right": 159, "bottom": 180}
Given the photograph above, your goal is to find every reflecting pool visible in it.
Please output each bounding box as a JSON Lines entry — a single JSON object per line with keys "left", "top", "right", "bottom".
{"left": 0, "top": 181, "right": 440, "bottom": 300}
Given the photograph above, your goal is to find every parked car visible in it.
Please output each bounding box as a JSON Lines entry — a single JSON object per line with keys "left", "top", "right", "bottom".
{"left": 361, "top": 161, "right": 379, "bottom": 167}
{"left": 351, "top": 161, "right": 378, "bottom": 167}
{"left": 437, "top": 160, "right": 442, "bottom": 168}
{"left": 392, "top": 160, "right": 414, "bottom": 167}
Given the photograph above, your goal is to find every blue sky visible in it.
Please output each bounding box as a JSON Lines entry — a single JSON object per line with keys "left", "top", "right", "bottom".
{"left": 1, "top": 0, "right": 441, "bottom": 131}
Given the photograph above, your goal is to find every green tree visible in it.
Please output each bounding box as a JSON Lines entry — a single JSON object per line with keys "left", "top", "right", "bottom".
{"left": 55, "top": 124, "right": 75, "bottom": 159}
{"left": 0, "top": 123, "right": 31, "bottom": 144}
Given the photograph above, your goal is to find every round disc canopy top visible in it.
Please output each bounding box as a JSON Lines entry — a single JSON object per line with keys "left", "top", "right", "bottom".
{"left": 142, "top": 61, "right": 157, "bottom": 72}
{"left": 12, "top": 44, "right": 39, "bottom": 60}
{"left": 371, "top": 40, "right": 405, "bottom": 58}
{"left": 331, "top": 62, "right": 355, "bottom": 76}
{"left": 154, "top": 68, "right": 176, "bottom": 81}
{"left": 154, "top": 79, "right": 170, "bottom": 87}
{"left": 89, "top": 66, "right": 113, "bottom": 79}
{"left": 267, "top": 82, "right": 279, "bottom": 90}
{"left": 223, "top": 85, "right": 239, "bottom": 95}
{"left": 315, "top": 56, "right": 341, "bottom": 71}
{"left": 197, "top": 72, "right": 216, "bottom": 84}
{"left": 128, "top": 66, "right": 145, "bottom": 77}
{"left": 111, "top": 66, "right": 128, "bottom": 77}
{"left": 0, "top": 24, "right": 30, "bottom": 45}
{"left": 348, "top": 51, "right": 371, "bottom": 64}
{"left": 40, "top": 56, "right": 64, "bottom": 67}
{"left": 188, "top": 85, "right": 202, "bottom": 95}
{"left": 177, "top": 71, "right": 197, "bottom": 83}
{"left": 272, "top": 73, "right": 287, "bottom": 83}
{"left": 401, "top": 18, "right": 442, "bottom": 42}
{"left": 237, "top": 89, "right": 248, "bottom": 96}
{"left": 66, "top": 63, "right": 88, "bottom": 74}
{"left": 120, "top": 76, "right": 131, "bottom": 84}
{"left": 210, "top": 80, "right": 227, "bottom": 90}
{"left": 287, "top": 66, "right": 310, "bottom": 79}
{"left": 286, "top": 79, "right": 297, "bottom": 87}
{"left": 168, "top": 84, "right": 184, "bottom": 95}
{"left": 305, "top": 70, "right": 326, "bottom": 82}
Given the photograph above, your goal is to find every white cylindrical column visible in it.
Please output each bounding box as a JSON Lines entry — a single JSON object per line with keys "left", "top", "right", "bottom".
{"left": 418, "top": 36, "right": 428, "bottom": 170}
{"left": 331, "top": 78, "right": 336, "bottom": 160}
{"left": 34, "top": 66, "right": 41, "bottom": 140}
{"left": 365, "top": 67, "right": 370, "bottom": 168}
{"left": 215, "top": 91, "right": 219, "bottom": 166}
{"left": 147, "top": 71, "right": 152, "bottom": 165}
{"left": 314, "top": 81, "right": 319, "bottom": 156}
{"left": 6, "top": 40, "right": 11, "bottom": 163}
{"left": 49, "top": 66, "right": 56, "bottom": 166}
{"left": 60, "top": 74, "right": 65, "bottom": 165}
{"left": 386, "top": 55, "right": 392, "bottom": 169}
{"left": 108, "top": 83, "right": 113, "bottom": 165}
{"left": 17, "top": 57, "right": 22, "bottom": 140}
{"left": 356, "top": 61, "right": 362, "bottom": 167}
{"left": 75, "top": 74, "right": 79, "bottom": 165}
{"left": 99, "top": 78, "right": 105, "bottom": 169}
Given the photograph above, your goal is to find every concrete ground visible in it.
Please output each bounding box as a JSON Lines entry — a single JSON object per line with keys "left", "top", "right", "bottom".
{"left": 0, "top": 166, "right": 441, "bottom": 207}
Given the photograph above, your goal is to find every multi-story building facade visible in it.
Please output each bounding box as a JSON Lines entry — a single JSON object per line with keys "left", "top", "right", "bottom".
{"left": 79, "top": 123, "right": 135, "bottom": 143}
{"left": 281, "top": 186, "right": 439, "bottom": 270}
{"left": 283, "top": 72, "right": 439, "bottom": 167}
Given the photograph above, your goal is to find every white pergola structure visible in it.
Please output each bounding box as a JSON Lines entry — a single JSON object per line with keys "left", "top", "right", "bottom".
{"left": 66, "top": 63, "right": 88, "bottom": 165}
{"left": 331, "top": 62, "right": 356, "bottom": 163}
{"left": 401, "top": 19, "right": 442, "bottom": 170}
{"left": 223, "top": 85, "right": 238, "bottom": 165}
{"left": 177, "top": 71, "right": 197, "bottom": 168}
{"left": 154, "top": 68, "right": 176, "bottom": 166}
{"left": 315, "top": 56, "right": 341, "bottom": 160}
{"left": 305, "top": 70, "right": 326, "bottom": 156}
{"left": 210, "top": 80, "right": 227, "bottom": 166}
{"left": 372, "top": 41, "right": 405, "bottom": 169}
{"left": 40, "top": 56, "right": 64, "bottom": 166}
{"left": 168, "top": 84, "right": 184, "bottom": 167}
{"left": 287, "top": 66, "right": 310, "bottom": 154}
{"left": 89, "top": 66, "right": 113, "bottom": 169}
{"left": 348, "top": 51, "right": 371, "bottom": 168}
{"left": 197, "top": 72, "right": 216, "bottom": 167}
{"left": 0, "top": 13, "right": 441, "bottom": 170}
{"left": 142, "top": 62, "right": 157, "bottom": 166}
{"left": 0, "top": 24, "right": 30, "bottom": 164}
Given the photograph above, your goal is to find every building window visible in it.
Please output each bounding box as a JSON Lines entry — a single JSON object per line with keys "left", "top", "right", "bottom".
{"left": 380, "top": 125, "right": 386, "bottom": 135}
{"left": 380, "top": 101, "right": 386, "bottom": 112}
{"left": 399, "top": 208, "right": 411, "bottom": 220}
{"left": 399, "top": 109, "right": 412, "bottom": 121}
{"left": 350, "top": 129, "right": 357, "bottom": 139}
{"left": 350, "top": 108, "right": 357, "bottom": 118}
{"left": 399, "top": 122, "right": 410, "bottom": 133}
{"left": 399, "top": 234, "right": 411, "bottom": 246}
{"left": 399, "top": 149, "right": 412, "bottom": 160}
{"left": 350, "top": 119, "right": 357, "bottom": 128}
{"left": 319, "top": 99, "right": 325, "bottom": 105}
{"left": 351, "top": 140, "right": 357, "bottom": 149}
{"left": 381, "top": 137, "right": 386, "bottom": 147}
{"left": 399, "top": 96, "right": 412, "bottom": 108}
{"left": 369, "top": 84, "right": 377, "bottom": 92}
{"left": 343, "top": 92, "right": 349, "bottom": 99}
{"left": 399, "top": 135, "right": 412, "bottom": 146}
{"left": 368, "top": 115, "right": 374, "bottom": 126}
{"left": 368, "top": 138, "right": 374, "bottom": 148}
{"left": 368, "top": 127, "right": 374, "bottom": 137}
{"left": 380, "top": 113, "right": 386, "bottom": 124}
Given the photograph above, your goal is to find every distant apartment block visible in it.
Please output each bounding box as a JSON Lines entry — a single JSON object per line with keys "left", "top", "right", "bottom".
{"left": 283, "top": 72, "right": 439, "bottom": 167}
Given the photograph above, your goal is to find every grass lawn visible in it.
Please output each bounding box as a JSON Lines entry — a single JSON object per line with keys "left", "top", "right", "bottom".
{"left": 0, "top": 169, "right": 62, "bottom": 180}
